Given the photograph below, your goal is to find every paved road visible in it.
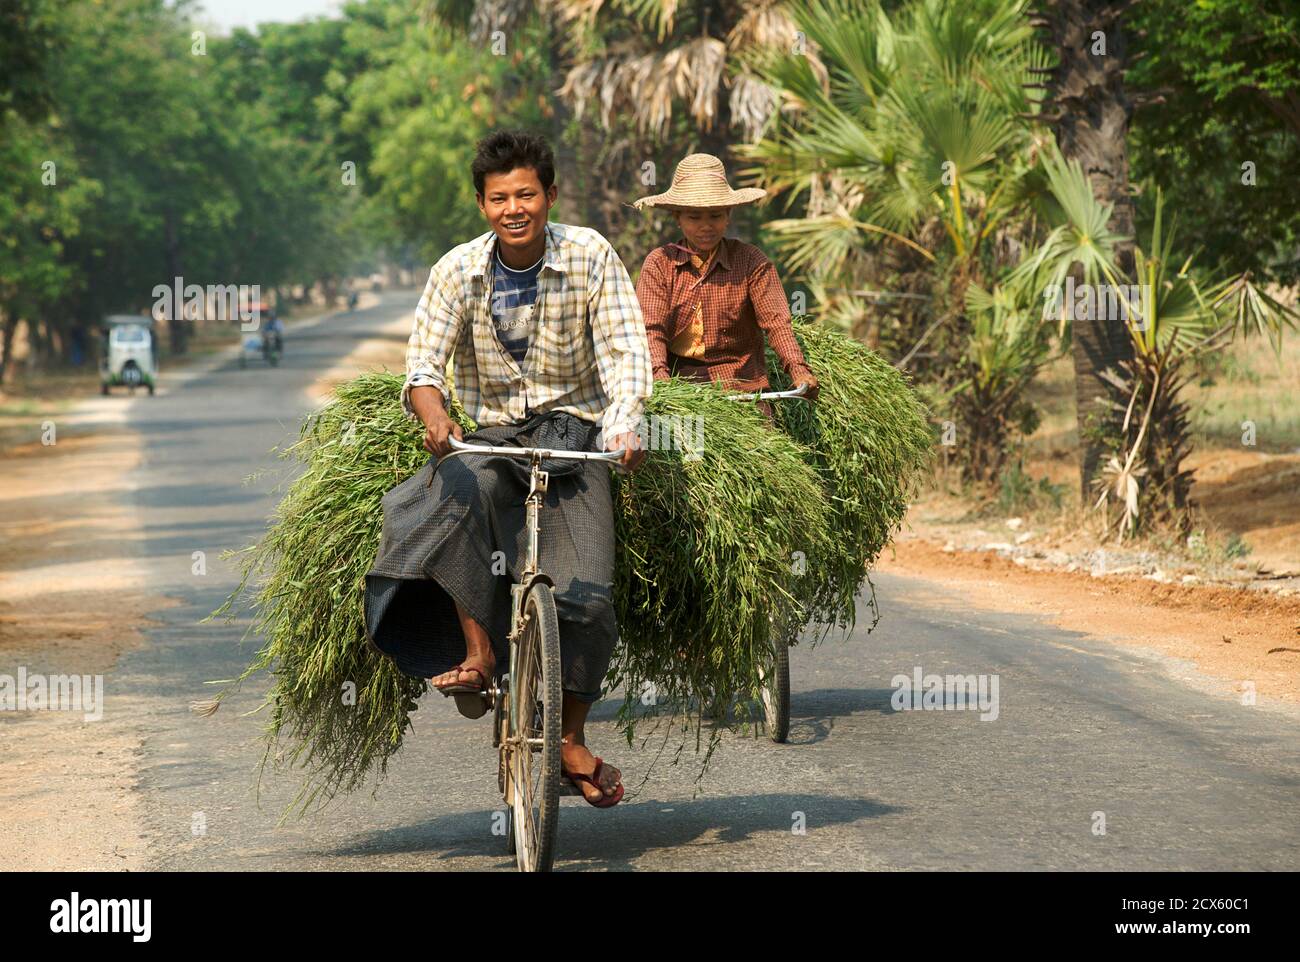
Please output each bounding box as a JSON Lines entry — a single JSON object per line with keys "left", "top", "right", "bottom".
{"left": 103, "top": 295, "right": 1300, "bottom": 871}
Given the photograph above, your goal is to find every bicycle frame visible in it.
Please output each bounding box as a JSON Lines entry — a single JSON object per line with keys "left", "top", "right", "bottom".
{"left": 437, "top": 435, "right": 623, "bottom": 581}
{"left": 433, "top": 436, "right": 625, "bottom": 720}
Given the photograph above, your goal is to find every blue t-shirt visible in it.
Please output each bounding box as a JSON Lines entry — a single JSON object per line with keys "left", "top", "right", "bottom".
{"left": 490, "top": 247, "right": 542, "bottom": 366}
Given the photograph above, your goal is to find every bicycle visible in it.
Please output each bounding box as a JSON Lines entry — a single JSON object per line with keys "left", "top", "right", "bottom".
{"left": 723, "top": 382, "right": 810, "bottom": 744}
{"left": 435, "top": 434, "right": 625, "bottom": 873}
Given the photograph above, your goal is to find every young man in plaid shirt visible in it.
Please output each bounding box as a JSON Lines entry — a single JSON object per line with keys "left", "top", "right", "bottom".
{"left": 365, "top": 130, "right": 651, "bottom": 807}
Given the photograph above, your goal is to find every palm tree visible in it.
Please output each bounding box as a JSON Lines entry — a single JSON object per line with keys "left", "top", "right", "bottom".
{"left": 553, "top": 0, "right": 806, "bottom": 147}
{"left": 1081, "top": 192, "right": 1298, "bottom": 538}
{"left": 1027, "top": 0, "right": 1144, "bottom": 502}
{"left": 739, "top": 0, "right": 1062, "bottom": 482}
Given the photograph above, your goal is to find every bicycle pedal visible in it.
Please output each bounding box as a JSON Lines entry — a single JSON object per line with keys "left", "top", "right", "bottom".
{"left": 451, "top": 691, "right": 489, "bottom": 720}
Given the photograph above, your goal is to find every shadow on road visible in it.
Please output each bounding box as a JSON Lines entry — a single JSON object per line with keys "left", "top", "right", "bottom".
{"left": 316, "top": 791, "right": 899, "bottom": 871}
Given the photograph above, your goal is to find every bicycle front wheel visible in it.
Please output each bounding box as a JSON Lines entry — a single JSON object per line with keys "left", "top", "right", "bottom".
{"left": 507, "top": 582, "right": 562, "bottom": 872}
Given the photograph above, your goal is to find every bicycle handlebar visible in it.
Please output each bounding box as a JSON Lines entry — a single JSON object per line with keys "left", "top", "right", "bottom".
{"left": 724, "top": 382, "right": 810, "bottom": 402}
{"left": 440, "top": 382, "right": 808, "bottom": 465}
{"left": 444, "top": 435, "right": 626, "bottom": 462}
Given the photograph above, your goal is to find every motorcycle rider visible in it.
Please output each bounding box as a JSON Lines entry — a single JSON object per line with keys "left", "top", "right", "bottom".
{"left": 263, "top": 309, "right": 284, "bottom": 356}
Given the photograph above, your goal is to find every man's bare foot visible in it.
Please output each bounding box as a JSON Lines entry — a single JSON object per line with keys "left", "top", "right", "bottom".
{"left": 561, "top": 740, "right": 621, "bottom": 804}
{"left": 431, "top": 654, "right": 494, "bottom": 691}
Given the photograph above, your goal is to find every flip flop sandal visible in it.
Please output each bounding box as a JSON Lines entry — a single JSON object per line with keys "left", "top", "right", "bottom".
{"left": 562, "top": 757, "right": 625, "bottom": 809}
{"left": 436, "top": 664, "right": 491, "bottom": 719}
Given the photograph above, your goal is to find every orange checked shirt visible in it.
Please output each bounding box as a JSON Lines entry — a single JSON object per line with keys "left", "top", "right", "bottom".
{"left": 634, "top": 237, "right": 813, "bottom": 391}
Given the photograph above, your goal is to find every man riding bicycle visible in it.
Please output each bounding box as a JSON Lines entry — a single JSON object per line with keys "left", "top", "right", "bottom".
{"left": 363, "top": 130, "right": 651, "bottom": 808}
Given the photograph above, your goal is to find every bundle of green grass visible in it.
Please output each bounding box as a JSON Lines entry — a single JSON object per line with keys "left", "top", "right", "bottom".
{"left": 764, "top": 321, "right": 935, "bottom": 631}
{"left": 210, "top": 320, "right": 930, "bottom": 814}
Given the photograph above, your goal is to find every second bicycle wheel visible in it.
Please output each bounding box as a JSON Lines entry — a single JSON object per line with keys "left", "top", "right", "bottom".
{"left": 507, "top": 582, "right": 563, "bottom": 872}
{"left": 760, "top": 636, "right": 791, "bottom": 743}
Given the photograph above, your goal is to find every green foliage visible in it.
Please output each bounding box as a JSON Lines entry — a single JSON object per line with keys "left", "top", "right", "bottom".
{"left": 0, "top": 0, "right": 65, "bottom": 124}
{"left": 742, "top": 0, "right": 1056, "bottom": 484}
{"left": 764, "top": 319, "right": 934, "bottom": 630}
{"left": 1128, "top": 0, "right": 1300, "bottom": 284}
{"left": 2, "top": 0, "right": 552, "bottom": 368}
{"left": 995, "top": 460, "right": 1063, "bottom": 515}
{"left": 341, "top": 0, "right": 550, "bottom": 263}
{"left": 607, "top": 377, "right": 837, "bottom": 757}
{"left": 208, "top": 373, "right": 432, "bottom": 817}
{"left": 1077, "top": 190, "right": 1299, "bottom": 538}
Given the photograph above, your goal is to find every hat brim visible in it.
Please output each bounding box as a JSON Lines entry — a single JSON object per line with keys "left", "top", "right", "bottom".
{"left": 632, "top": 187, "right": 767, "bottom": 211}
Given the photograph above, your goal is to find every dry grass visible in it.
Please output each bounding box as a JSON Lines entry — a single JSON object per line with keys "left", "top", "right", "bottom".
{"left": 1184, "top": 335, "right": 1300, "bottom": 452}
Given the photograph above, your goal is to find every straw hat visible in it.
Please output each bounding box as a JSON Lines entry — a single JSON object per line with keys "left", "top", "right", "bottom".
{"left": 632, "top": 153, "right": 766, "bottom": 211}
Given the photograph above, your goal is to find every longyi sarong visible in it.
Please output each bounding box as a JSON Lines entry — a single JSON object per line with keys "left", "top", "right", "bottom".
{"left": 363, "top": 410, "right": 618, "bottom": 702}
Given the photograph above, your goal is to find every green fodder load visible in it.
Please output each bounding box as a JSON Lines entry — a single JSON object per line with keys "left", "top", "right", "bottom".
{"left": 210, "top": 372, "right": 834, "bottom": 814}
{"left": 207, "top": 375, "right": 436, "bottom": 813}
{"left": 211, "top": 325, "right": 932, "bottom": 814}
{"left": 763, "top": 319, "right": 933, "bottom": 635}
{"left": 606, "top": 377, "right": 838, "bottom": 739}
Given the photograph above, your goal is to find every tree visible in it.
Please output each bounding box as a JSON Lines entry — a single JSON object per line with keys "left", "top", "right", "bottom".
{"left": 1127, "top": 0, "right": 1300, "bottom": 285}
{"left": 741, "top": 0, "right": 1063, "bottom": 483}
{"left": 349, "top": 0, "right": 550, "bottom": 263}
{"left": 0, "top": 115, "right": 99, "bottom": 382}
{"left": 1029, "top": 0, "right": 1145, "bottom": 502}
{"left": 1081, "top": 192, "right": 1297, "bottom": 537}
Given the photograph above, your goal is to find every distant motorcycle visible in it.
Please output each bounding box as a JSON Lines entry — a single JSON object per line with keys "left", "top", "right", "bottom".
{"left": 239, "top": 328, "right": 281, "bottom": 368}
{"left": 347, "top": 292, "right": 359, "bottom": 311}
{"left": 263, "top": 329, "right": 282, "bottom": 366}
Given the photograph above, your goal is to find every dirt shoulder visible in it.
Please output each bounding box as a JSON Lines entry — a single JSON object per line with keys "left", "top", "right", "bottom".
{"left": 880, "top": 537, "right": 1300, "bottom": 706}
{"left": 0, "top": 303, "right": 341, "bottom": 871}
{"left": 0, "top": 432, "right": 181, "bottom": 869}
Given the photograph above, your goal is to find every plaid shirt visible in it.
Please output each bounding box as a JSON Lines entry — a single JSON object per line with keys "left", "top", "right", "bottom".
{"left": 635, "top": 236, "right": 812, "bottom": 390}
{"left": 402, "top": 222, "right": 652, "bottom": 440}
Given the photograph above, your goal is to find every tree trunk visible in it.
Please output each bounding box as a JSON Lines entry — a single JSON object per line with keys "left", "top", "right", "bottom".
{"left": 163, "top": 204, "right": 188, "bottom": 354}
{"left": 0, "top": 309, "right": 18, "bottom": 385}
{"left": 546, "top": 32, "right": 585, "bottom": 230}
{"left": 1038, "top": 0, "right": 1138, "bottom": 501}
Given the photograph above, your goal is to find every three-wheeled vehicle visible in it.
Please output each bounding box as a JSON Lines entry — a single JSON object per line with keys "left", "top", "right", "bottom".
{"left": 99, "top": 315, "right": 158, "bottom": 396}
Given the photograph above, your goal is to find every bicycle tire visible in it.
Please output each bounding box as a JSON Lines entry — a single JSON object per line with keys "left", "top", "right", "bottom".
{"left": 508, "top": 582, "right": 562, "bottom": 872}
{"left": 761, "top": 639, "right": 791, "bottom": 744}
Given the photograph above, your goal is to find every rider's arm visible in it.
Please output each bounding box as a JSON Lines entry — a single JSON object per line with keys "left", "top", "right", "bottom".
{"left": 588, "top": 240, "right": 653, "bottom": 446}
{"left": 402, "top": 263, "right": 465, "bottom": 425}
{"left": 748, "top": 256, "right": 816, "bottom": 386}
{"left": 408, "top": 384, "right": 451, "bottom": 425}
{"left": 633, "top": 251, "right": 673, "bottom": 381}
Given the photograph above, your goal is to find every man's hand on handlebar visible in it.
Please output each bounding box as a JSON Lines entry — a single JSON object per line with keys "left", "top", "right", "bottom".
{"left": 606, "top": 430, "right": 645, "bottom": 473}
{"left": 423, "top": 411, "right": 463, "bottom": 458}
